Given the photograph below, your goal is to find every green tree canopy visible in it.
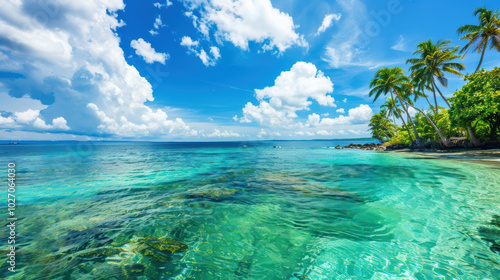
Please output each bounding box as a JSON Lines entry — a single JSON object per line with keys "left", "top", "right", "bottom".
{"left": 450, "top": 68, "right": 500, "bottom": 140}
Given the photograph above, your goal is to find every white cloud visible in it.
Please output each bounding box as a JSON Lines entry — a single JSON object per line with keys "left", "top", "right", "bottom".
{"left": 319, "top": 104, "right": 373, "bottom": 126}
{"left": 180, "top": 36, "right": 199, "bottom": 47}
{"left": 343, "top": 98, "right": 348, "bottom": 103}
{"left": 391, "top": 35, "right": 407, "bottom": 52}
{"left": 239, "top": 62, "right": 334, "bottom": 127}
{"left": 348, "top": 129, "right": 362, "bottom": 135}
{"left": 316, "top": 13, "right": 341, "bottom": 35}
{"left": 295, "top": 131, "right": 315, "bottom": 136}
{"left": 316, "top": 130, "right": 330, "bottom": 136}
{"left": 336, "top": 108, "right": 345, "bottom": 114}
{"left": 204, "top": 129, "right": 241, "bottom": 137}
{"left": 131, "top": 38, "right": 169, "bottom": 64}
{"left": 154, "top": 1, "right": 172, "bottom": 9}
{"left": 153, "top": 15, "right": 164, "bottom": 29}
{"left": 408, "top": 106, "right": 417, "bottom": 117}
{"left": 0, "top": 1, "right": 195, "bottom": 137}
{"left": 33, "top": 117, "right": 70, "bottom": 130}
{"left": 182, "top": 0, "right": 307, "bottom": 53}
{"left": 14, "top": 109, "right": 40, "bottom": 123}
{"left": 306, "top": 113, "right": 320, "bottom": 127}
{"left": 180, "top": 36, "right": 220, "bottom": 66}
{"left": 149, "top": 15, "right": 165, "bottom": 35}
{"left": 0, "top": 115, "right": 15, "bottom": 126}
{"left": 210, "top": 46, "right": 221, "bottom": 60}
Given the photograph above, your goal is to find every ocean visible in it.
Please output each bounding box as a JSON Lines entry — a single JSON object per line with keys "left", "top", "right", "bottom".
{"left": 0, "top": 140, "right": 499, "bottom": 279}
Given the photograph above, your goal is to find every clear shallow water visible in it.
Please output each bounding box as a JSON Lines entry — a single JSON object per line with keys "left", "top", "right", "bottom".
{"left": 0, "top": 141, "right": 499, "bottom": 279}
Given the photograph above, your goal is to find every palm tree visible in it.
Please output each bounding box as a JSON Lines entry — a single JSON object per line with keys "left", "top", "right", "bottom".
{"left": 404, "top": 85, "right": 455, "bottom": 147}
{"left": 369, "top": 67, "right": 422, "bottom": 146}
{"left": 407, "top": 39, "right": 465, "bottom": 109}
{"left": 369, "top": 113, "right": 395, "bottom": 142}
{"left": 380, "top": 98, "right": 400, "bottom": 124}
{"left": 411, "top": 76, "right": 435, "bottom": 112}
{"left": 457, "top": 7, "right": 500, "bottom": 72}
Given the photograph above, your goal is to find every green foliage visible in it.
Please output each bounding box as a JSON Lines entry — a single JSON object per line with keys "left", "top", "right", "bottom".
{"left": 414, "top": 108, "right": 461, "bottom": 142}
{"left": 385, "top": 128, "right": 412, "bottom": 146}
{"left": 368, "top": 113, "right": 396, "bottom": 142}
{"left": 450, "top": 68, "right": 500, "bottom": 140}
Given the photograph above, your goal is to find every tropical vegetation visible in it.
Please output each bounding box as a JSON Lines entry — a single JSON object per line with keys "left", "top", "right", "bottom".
{"left": 368, "top": 6, "right": 500, "bottom": 148}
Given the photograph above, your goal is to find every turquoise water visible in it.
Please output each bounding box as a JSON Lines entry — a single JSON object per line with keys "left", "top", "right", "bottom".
{"left": 0, "top": 141, "right": 499, "bottom": 279}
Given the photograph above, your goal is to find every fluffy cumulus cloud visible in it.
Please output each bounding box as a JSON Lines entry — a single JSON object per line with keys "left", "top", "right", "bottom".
{"left": 182, "top": 0, "right": 307, "bottom": 53}
{"left": 316, "top": 104, "right": 373, "bottom": 126}
{"left": 239, "top": 62, "right": 334, "bottom": 126}
{"left": 0, "top": 0, "right": 195, "bottom": 137}
{"left": 131, "top": 38, "right": 169, "bottom": 64}
{"left": 316, "top": 13, "right": 341, "bottom": 35}
{"left": 180, "top": 36, "right": 220, "bottom": 66}
{"left": 7, "top": 109, "right": 70, "bottom": 131}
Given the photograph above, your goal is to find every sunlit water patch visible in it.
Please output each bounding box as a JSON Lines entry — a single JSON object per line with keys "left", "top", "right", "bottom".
{"left": 0, "top": 141, "right": 499, "bottom": 279}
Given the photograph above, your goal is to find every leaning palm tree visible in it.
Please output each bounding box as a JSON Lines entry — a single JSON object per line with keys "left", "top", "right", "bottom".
{"left": 403, "top": 85, "right": 455, "bottom": 147}
{"left": 411, "top": 76, "right": 434, "bottom": 112}
{"left": 369, "top": 67, "right": 422, "bottom": 146}
{"left": 407, "top": 39, "right": 465, "bottom": 109}
{"left": 457, "top": 7, "right": 500, "bottom": 72}
{"left": 380, "top": 98, "right": 401, "bottom": 125}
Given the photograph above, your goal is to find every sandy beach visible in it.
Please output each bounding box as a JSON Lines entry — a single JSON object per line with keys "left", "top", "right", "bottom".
{"left": 386, "top": 148, "right": 500, "bottom": 167}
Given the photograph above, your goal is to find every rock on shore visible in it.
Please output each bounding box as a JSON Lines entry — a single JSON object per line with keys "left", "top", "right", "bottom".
{"left": 338, "top": 143, "right": 385, "bottom": 151}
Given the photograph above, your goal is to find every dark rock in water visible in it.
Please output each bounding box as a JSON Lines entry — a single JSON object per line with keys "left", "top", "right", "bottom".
{"left": 341, "top": 143, "right": 384, "bottom": 151}
{"left": 478, "top": 226, "right": 500, "bottom": 255}
{"left": 478, "top": 215, "right": 500, "bottom": 255}
{"left": 140, "top": 237, "right": 189, "bottom": 253}
{"left": 334, "top": 145, "right": 341, "bottom": 149}
{"left": 78, "top": 247, "right": 122, "bottom": 259}
{"left": 137, "top": 245, "right": 173, "bottom": 263}
{"left": 385, "top": 144, "right": 407, "bottom": 150}
{"left": 135, "top": 236, "right": 188, "bottom": 263}
{"left": 188, "top": 187, "right": 238, "bottom": 201}
{"left": 235, "top": 255, "right": 253, "bottom": 276}
{"left": 124, "top": 263, "right": 146, "bottom": 274}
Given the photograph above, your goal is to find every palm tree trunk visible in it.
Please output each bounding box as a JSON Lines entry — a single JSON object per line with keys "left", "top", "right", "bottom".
{"left": 467, "top": 123, "right": 480, "bottom": 147}
{"left": 391, "top": 92, "right": 413, "bottom": 142}
{"left": 430, "top": 81, "right": 439, "bottom": 112}
{"left": 424, "top": 95, "right": 433, "bottom": 111}
{"left": 410, "top": 105, "right": 454, "bottom": 147}
{"left": 465, "top": 52, "right": 487, "bottom": 147}
{"left": 432, "top": 80, "right": 451, "bottom": 108}
{"left": 395, "top": 92, "right": 422, "bottom": 146}
{"left": 475, "top": 45, "right": 487, "bottom": 73}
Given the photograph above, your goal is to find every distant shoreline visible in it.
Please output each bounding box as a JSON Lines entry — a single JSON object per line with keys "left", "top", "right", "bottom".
{"left": 385, "top": 148, "right": 500, "bottom": 164}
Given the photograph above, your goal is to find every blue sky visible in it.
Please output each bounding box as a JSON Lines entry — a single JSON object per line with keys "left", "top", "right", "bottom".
{"left": 0, "top": 0, "right": 499, "bottom": 141}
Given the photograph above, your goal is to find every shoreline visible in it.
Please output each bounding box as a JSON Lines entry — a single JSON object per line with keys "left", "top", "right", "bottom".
{"left": 385, "top": 148, "right": 500, "bottom": 166}
{"left": 340, "top": 143, "right": 500, "bottom": 166}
